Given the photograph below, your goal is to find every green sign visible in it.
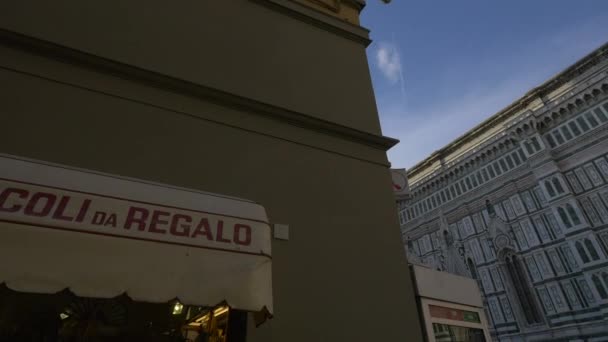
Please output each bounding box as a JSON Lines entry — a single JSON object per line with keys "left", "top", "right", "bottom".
{"left": 463, "top": 311, "right": 481, "bottom": 323}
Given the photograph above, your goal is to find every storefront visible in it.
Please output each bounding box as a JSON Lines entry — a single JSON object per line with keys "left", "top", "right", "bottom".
{"left": 410, "top": 265, "right": 491, "bottom": 342}
{"left": 0, "top": 1, "right": 425, "bottom": 341}
{"left": 0, "top": 154, "right": 272, "bottom": 340}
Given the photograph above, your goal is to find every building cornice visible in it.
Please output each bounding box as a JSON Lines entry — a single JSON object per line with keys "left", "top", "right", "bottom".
{"left": 250, "top": 0, "right": 371, "bottom": 46}
{"left": 408, "top": 42, "right": 608, "bottom": 178}
{"left": 0, "top": 28, "right": 397, "bottom": 152}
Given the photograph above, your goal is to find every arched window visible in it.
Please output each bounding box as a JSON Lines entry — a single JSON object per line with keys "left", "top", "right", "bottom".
{"left": 505, "top": 254, "right": 542, "bottom": 324}
{"left": 566, "top": 204, "right": 581, "bottom": 225}
{"left": 585, "top": 239, "right": 600, "bottom": 261}
{"left": 545, "top": 180, "right": 556, "bottom": 197}
{"left": 575, "top": 241, "right": 590, "bottom": 263}
{"left": 558, "top": 207, "right": 572, "bottom": 228}
{"left": 592, "top": 275, "right": 608, "bottom": 299}
{"left": 553, "top": 178, "right": 565, "bottom": 194}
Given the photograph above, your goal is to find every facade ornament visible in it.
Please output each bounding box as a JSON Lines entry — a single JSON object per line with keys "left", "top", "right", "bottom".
{"left": 441, "top": 228, "right": 469, "bottom": 276}
{"left": 485, "top": 199, "right": 514, "bottom": 253}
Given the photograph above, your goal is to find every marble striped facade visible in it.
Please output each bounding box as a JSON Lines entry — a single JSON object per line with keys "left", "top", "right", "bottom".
{"left": 399, "top": 43, "right": 608, "bottom": 342}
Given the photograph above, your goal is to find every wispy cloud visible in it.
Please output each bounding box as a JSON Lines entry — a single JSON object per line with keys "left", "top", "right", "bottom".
{"left": 381, "top": 76, "right": 540, "bottom": 169}
{"left": 379, "top": 15, "right": 608, "bottom": 170}
{"left": 375, "top": 42, "right": 403, "bottom": 84}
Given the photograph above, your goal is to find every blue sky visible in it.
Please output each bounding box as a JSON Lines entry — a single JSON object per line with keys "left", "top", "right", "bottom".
{"left": 361, "top": 1, "right": 608, "bottom": 169}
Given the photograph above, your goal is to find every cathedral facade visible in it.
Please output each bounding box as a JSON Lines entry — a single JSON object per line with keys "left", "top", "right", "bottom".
{"left": 399, "top": 43, "right": 608, "bottom": 341}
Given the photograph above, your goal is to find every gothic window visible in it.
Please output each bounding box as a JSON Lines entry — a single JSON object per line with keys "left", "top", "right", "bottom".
{"left": 566, "top": 204, "right": 581, "bottom": 225}
{"left": 552, "top": 130, "right": 565, "bottom": 144}
{"left": 487, "top": 165, "right": 496, "bottom": 178}
{"left": 576, "top": 116, "right": 590, "bottom": 131}
{"left": 568, "top": 121, "right": 582, "bottom": 136}
{"left": 601, "top": 232, "right": 608, "bottom": 251}
{"left": 518, "top": 149, "right": 527, "bottom": 161}
{"left": 545, "top": 180, "right": 556, "bottom": 197}
{"left": 595, "top": 107, "right": 608, "bottom": 122}
{"left": 553, "top": 177, "right": 565, "bottom": 194}
{"left": 524, "top": 141, "right": 534, "bottom": 155}
{"left": 584, "top": 239, "right": 601, "bottom": 261}
{"left": 584, "top": 112, "right": 599, "bottom": 127}
{"left": 576, "top": 241, "right": 591, "bottom": 263}
{"left": 530, "top": 137, "right": 542, "bottom": 151}
{"left": 561, "top": 126, "right": 573, "bottom": 140}
{"left": 499, "top": 159, "right": 508, "bottom": 172}
{"left": 506, "top": 155, "right": 514, "bottom": 168}
{"left": 476, "top": 172, "right": 484, "bottom": 185}
{"left": 546, "top": 134, "right": 556, "bottom": 148}
{"left": 512, "top": 152, "right": 521, "bottom": 165}
{"left": 558, "top": 207, "right": 572, "bottom": 228}
{"left": 592, "top": 274, "right": 608, "bottom": 299}
{"left": 505, "top": 254, "right": 543, "bottom": 324}
{"left": 493, "top": 163, "right": 502, "bottom": 176}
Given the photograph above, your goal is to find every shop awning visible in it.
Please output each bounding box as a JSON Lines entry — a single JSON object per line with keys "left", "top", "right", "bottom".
{"left": 0, "top": 154, "right": 273, "bottom": 315}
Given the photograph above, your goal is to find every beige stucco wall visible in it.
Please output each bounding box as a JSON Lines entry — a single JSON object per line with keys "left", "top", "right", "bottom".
{"left": 0, "top": 1, "right": 423, "bottom": 341}
{"left": 0, "top": 0, "right": 380, "bottom": 135}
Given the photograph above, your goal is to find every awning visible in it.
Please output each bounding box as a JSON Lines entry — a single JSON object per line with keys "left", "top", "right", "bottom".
{"left": 0, "top": 154, "right": 273, "bottom": 315}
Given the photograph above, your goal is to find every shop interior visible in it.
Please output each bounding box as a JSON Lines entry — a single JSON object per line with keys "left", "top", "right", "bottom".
{"left": 0, "top": 285, "right": 245, "bottom": 342}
